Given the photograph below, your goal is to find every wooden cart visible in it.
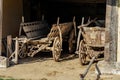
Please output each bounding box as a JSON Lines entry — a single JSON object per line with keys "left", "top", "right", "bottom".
{"left": 11, "top": 17, "right": 76, "bottom": 62}
{"left": 76, "top": 18, "right": 105, "bottom": 65}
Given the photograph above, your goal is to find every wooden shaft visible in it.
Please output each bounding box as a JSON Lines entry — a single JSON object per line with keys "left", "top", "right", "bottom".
{"left": 80, "top": 56, "right": 96, "bottom": 80}
{"left": 73, "top": 16, "right": 77, "bottom": 38}
{"left": 81, "top": 17, "right": 84, "bottom": 25}
{"left": 76, "top": 29, "right": 82, "bottom": 53}
{"left": 76, "top": 17, "right": 84, "bottom": 53}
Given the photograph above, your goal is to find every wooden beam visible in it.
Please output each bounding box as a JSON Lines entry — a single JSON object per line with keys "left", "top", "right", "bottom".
{"left": 48, "top": 0, "right": 106, "bottom": 3}
{"left": 105, "top": 0, "right": 118, "bottom": 62}
{"left": 0, "top": 0, "right": 3, "bottom": 56}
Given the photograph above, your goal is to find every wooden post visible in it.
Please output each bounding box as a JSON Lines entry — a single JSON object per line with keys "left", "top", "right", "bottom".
{"left": 117, "top": 0, "right": 120, "bottom": 62}
{"left": 14, "top": 37, "right": 19, "bottom": 64}
{"left": 7, "top": 35, "right": 12, "bottom": 58}
{"left": 0, "top": 0, "right": 3, "bottom": 56}
{"left": 105, "top": 0, "right": 118, "bottom": 63}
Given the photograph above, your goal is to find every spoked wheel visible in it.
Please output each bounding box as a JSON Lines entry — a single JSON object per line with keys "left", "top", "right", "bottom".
{"left": 52, "top": 37, "right": 62, "bottom": 62}
{"left": 78, "top": 40, "right": 87, "bottom": 65}
{"left": 19, "top": 43, "right": 28, "bottom": 58}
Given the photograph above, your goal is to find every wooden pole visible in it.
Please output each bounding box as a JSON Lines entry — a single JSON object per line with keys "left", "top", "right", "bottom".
{"left": 15, "top": 37, "right": 19, "bottom": 64}
{"left": 0, "top": 0, "right": 3, "bottom": 56}
{"left": 7, "top": 35, "right": 12, "bottom": 58}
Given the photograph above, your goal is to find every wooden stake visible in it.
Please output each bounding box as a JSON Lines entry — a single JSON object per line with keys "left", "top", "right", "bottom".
{"left": 7, "top": 35, "right": 12, "bottom": 58}
{"left": 15, "top": 37, "right": 19, "bottom": 64}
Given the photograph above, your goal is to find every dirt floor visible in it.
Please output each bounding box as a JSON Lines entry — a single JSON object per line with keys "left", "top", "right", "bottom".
{"left": 0, "top": 53, "right": 120, "bottom": 80}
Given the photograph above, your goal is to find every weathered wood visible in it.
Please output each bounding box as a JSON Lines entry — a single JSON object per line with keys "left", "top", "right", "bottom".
{"left": 7, "top": 35, "right": 12, "bottom": 58}
{"left": 82, "top": 27, "right": 105, "bottom": 46}
{"left": 77, "top": 18, "right": 105, "bottom": 65}
{"left": 47, "top": 22, "right": 73, "bottom": 38}
{"left": 28, "top": 44, "right": 49, "bottom": 57}
{"left": 15, "top": 37, "right": 19, "bottom": 64}
{"left": 105, "top": 0, "right": 118, "bottom": 62}
{"left": 0, "top": 0, "right": 3, "bottom": 56}
{"left": 20, "top": 21, "right": 49, "bottom": 38}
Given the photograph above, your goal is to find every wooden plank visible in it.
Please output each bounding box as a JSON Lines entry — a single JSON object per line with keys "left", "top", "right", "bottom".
{"left": 14, "top": 37, "right": 19, "bottom": 64}
{"left": 105, "top": 0, "right": 118, "bottom": 62}
{"left": 0, "top": 0, "right": 3, "bottom": 56}
{"left": 21, "top": 22, "right": 49, "bottom": 38}
{"left": 7, "top": 35, "right": 12, "bottom": 58}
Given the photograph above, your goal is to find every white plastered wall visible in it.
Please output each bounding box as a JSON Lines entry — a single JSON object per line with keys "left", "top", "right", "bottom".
{"left": 117, "top": 6, "right": 120, "bottom": 62}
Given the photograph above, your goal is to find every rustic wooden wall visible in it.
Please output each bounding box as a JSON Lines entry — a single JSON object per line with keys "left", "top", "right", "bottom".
{"left": 2, "top": 0, "right": 23, "bottom": 38}
{"left": 0, "top": 0, "right": 3, "bottom": 55}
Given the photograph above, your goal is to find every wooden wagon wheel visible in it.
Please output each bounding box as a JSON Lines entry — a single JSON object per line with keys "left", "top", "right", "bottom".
{"left": 78, "top": 40, "right": 87, "bottom": 65}
{"left": 52, "top": 37, "right": 62, "bottom": 62}
{"left": 19, "top": 43, "right": 28, "bottom": 58}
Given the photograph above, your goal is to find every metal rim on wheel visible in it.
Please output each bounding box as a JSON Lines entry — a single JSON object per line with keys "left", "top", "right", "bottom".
{"left": 52, "top": 37, "right": 62, "bottom": 62}
{"left": 78, "top": 40, "right": 87, "bottom": 65}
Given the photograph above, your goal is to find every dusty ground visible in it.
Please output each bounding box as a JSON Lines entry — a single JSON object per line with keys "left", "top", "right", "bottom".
{"left": 0, "top": 53, "right": 120, "bottom": 80}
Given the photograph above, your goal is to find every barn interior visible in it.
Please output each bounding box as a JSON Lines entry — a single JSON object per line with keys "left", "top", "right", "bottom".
{"left": 2, "top": 0, "right": 106, "bottom": 56}
{"left": 23, "top": 0, "right": 106, "bottom": 25}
